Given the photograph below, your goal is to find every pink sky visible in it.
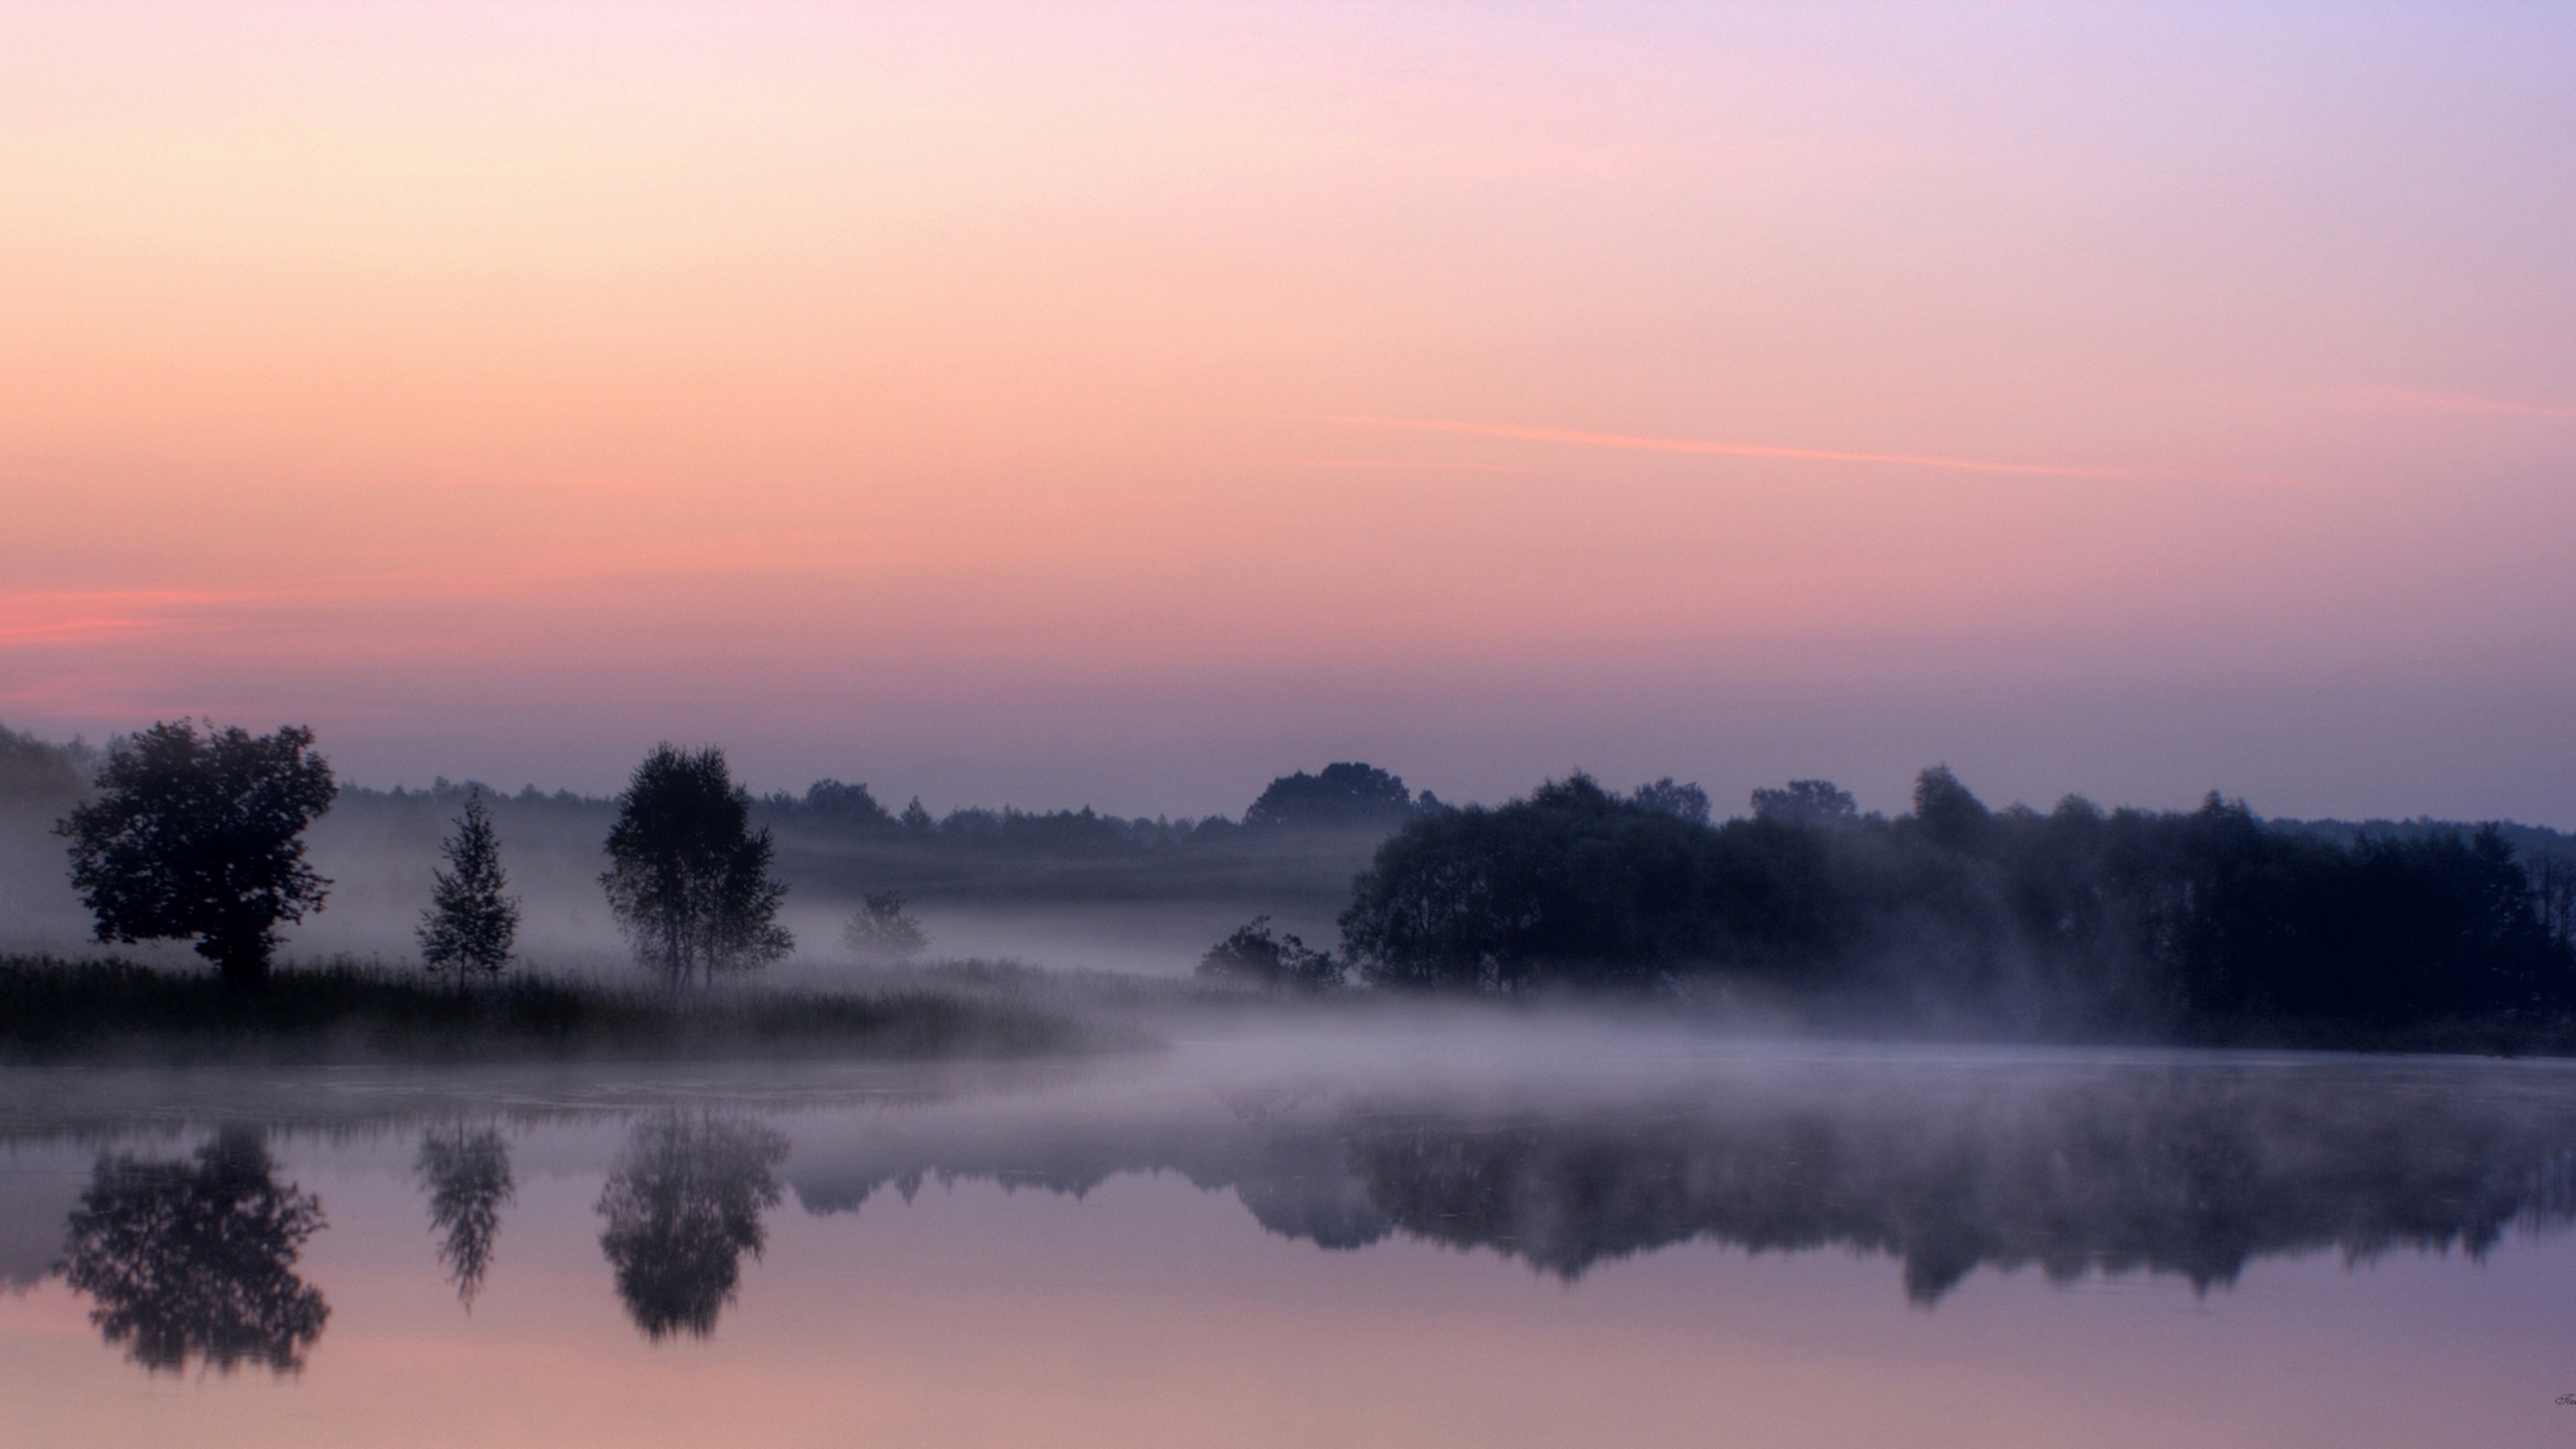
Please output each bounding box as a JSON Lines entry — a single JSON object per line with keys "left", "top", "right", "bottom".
{"left": 3, "top": 3, "right": 2571, "bottom": 820}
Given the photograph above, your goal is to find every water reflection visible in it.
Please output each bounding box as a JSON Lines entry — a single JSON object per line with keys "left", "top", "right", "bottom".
{"left": 13, "top": 1055, "right": 2576, "bottom": 1446}
{"left": 1334, "top": 1078, "right": 2576, "bottom": 1300}
{"left": 597, "top": 1113, "right": 788, "bottom": 1340}
{"left": 788, "top": 1064, "right": 2576, "bottom": 1302}
{"left": 22, "top": 1053, "right": 2576, "bottom": 1385}
{"left": 416, "top": 1124, "right": 515, "bottom": 1308}
{"left": 58, "top": 1128, "right": 329, "bottom": 1373}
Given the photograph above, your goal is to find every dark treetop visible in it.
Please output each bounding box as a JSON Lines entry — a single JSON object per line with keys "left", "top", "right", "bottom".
{"left": 419, "top": 792, "right": 519, "bottom": 988}
{"left": 1244, "top": 763, "right": 1416, "bottom": 830}
{"left": 601, "top": 745, "right": 793, "bottom": 989}
{"left": 56, "top": 720, "right": 336, "bottom": 988}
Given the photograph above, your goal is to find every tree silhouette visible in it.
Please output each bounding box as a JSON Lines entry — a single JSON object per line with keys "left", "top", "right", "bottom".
{"left": 2532, "top": 853, "right": 2576, "bottom": 951}
{"left": 56, "top": 720, "right": 336, "bottom": 988}
{"left": 415, "top": 1124, "right": 515, "bottom": 1308}
{"left": 1630, "top": 777, "right": 1713, "bottom": 824}
{"left": 600, "top": 745, "right": 793, "bottom": 990}
{"left": 596, "top": 1114, "right": 788, "bottom": 1340}
{"left": 1244, "top": 763, "right": 1414, "bottom": 830}
{"left": 1749, "top": 779, "right": 1858, "bottom": 828}
{"left": 793, "top": 778, "right": 896, "bottom": 830}
{"left": 840, "top": 890, "right": 930, "bottom": 963}
{"left": 0, "top": 720, "right": 84, "bottom": 809}
{"left": 1340, "top": 774, "right": 1833, "bottom": 991}
{"left": 419, "top": 792, "right": 519, "bottom": 992}
{"left": 1909, "top": 765, "right": 1992, "bottom": 851}
{"left": 1336, "top": 765, "right": 2575, "bottom": 1024}
{"left": 58, "top": 1130, "right": 329, "bottom": 1373}
{"left": 1197, "top": 916, "right": 1343, "bottom": 990}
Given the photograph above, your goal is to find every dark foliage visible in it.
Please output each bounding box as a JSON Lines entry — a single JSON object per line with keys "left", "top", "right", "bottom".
{"left": 1340, "top": 769, "right": 2576, "bottom": 1036}
{"left": 416, "top": 1124, "right": 514, "bottom": 1307}
{"left": 1629, "top": 777, "right": 1713, "bottom": 824}
{"left": 773, "top": 777, "right": 897, "bottom": 829}
{"left": 601, "top": 745, "right": 793, "bottom": 989}
{"left": 1340, "top": 775, "right": 1834, "bottom": 992}
{"left": 2537, "top": 855, "right": 2576, "bottom": 951}
{"left": 59, "top": 1129, "right": 329, "bottom": 1373}
{"left": 1197, "top": 916, "right": 1344, "bottom": 991}
{"left": 1908, "top": 765, "right": 1995, "bottom": 853}
{"left": 596, "top": 1114, "right": 787, "bottom": 1340}
{"left": 419, "top": 791, "right": 518, "bottom": 989}
{"left": 1750, "top": 779, "right": 1858, "bottom": 828}
{"left": 1244, "top": 763, "right": 1415, "bottom": 830}
{"left": 56, "top": 720, "right": 337, "bottom": 987}
{"left": 0, "top": 720, "right": 86, "bottom": 808}
{"left": 841, "top": 890, "right": 930, "bottom": 962}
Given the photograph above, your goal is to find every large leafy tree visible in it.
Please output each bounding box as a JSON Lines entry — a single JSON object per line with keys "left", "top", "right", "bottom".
{"left": 56, "top": 720, "right": 337, "bottom": 989}
{"left": 600, "top": 744, "right": 793, "bottom": 989}
{"left": 418, "top": 792, "right": 519, "bottom": 991}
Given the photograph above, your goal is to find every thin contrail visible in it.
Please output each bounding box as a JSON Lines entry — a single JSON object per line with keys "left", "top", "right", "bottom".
{"left": 1300, "top": 414, "right": 2261, "bottom": 482}
{"left": 2338, "top": 388, "right": 2576, "bottom": 421}
{"left": 1260, "top": 456, "right": 1521, "bottom": 474}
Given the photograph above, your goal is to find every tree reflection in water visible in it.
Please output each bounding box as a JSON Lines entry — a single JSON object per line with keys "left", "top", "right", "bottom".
{"left": 1333, "top": 1069, "right": 2576, "bottom": 1301}
{"left": 58, "top": 1128, "right": 328, "bottom": 1373}
{"left": 415, "top": 1124, "right": 515, "bottom": 1309}
{"left": 598, "top": 1112, "right": 788, "bottom": 1340}
{"left": 785, "top": 1063, "right": 2576, "bottom": 1304}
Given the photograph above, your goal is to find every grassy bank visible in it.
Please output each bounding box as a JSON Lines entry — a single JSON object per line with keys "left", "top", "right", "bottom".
{"left": 9, "top": 953, "right": 2563, "bottom": 1067}
{"left": 0, "top": 955, "right": 1124, "bottom": 1064}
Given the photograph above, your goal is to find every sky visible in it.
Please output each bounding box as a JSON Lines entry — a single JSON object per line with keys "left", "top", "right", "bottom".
{"left": 2, "top": 2, "right": 2571, "bottom": 822}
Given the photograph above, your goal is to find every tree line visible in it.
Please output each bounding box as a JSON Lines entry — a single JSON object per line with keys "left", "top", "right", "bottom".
{"left": 1322, "top": 768, "right": 2576, "bottom": 1036}
{"left": 29, "top": 718, "right": 2576, "bottom": 1038}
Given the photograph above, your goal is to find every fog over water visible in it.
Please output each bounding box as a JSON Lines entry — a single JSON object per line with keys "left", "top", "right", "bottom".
{"left": 5, "top": 1025, "right": 2576, "bottom": 1446}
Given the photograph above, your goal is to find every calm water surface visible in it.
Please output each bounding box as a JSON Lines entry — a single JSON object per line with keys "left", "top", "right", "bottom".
{"left": 5, "top": 1025, "right": 2575, "bottom": 1448}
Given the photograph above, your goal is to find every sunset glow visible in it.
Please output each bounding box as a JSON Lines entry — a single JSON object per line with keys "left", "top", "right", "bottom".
{"left": 5, "top": 3, "right": 2571, "bottom": 818}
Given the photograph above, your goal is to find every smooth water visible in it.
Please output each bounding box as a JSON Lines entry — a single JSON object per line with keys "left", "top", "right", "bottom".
{"left": 5, "top": 1025, "right": 2575, "bottom": 1448}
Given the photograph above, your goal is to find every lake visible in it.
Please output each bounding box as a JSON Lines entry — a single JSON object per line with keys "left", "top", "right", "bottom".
{"left": 5, "top": 1022, "right": 2573, "bottom": 1447}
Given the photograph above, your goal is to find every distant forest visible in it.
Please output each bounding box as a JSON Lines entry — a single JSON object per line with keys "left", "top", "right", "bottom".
{"left": 326, "top": 758, "right": 1425, "bottom": 910}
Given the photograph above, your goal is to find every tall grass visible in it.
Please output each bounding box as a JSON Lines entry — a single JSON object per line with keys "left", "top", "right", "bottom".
{"left": 0, "top": 955, "right": 1113, "bottom": 1064}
